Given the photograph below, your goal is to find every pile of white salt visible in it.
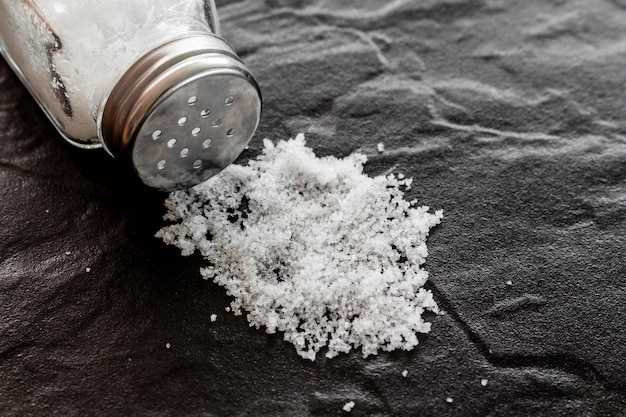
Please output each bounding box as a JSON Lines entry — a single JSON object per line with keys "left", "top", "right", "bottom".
{"left": 157, "top": 134, "right": 443, "bottom": 360}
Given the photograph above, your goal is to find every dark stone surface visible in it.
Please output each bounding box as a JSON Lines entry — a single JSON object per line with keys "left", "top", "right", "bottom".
{"left": 1, "top": 0, "right": 626, "bottom": 415}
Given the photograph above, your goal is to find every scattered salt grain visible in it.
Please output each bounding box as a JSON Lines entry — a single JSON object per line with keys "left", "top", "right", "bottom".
{"left": 343, "top": 401, "right": 355, "bottom": 412}
{"left": 225, "top": 307, "right": 231, "bottom": 313}
{"left": 446, "top": 397, "right": 454, "bottom": 404}
{"left": 45, "top": 209, "right": 49, "bottom": 214}
{"left": 65, "top": 251, "right": 71, "bottom": 256}
{"left": 481, "top": 379, "right": 488, "bottom": 386}
{"left": 157, "top": 134, "right": 443, "bottom": 360}
{"left": 210, "top": 314, "right": 218, "bottom": 322}
{"left": 85, "top": 267, "right": 91, "bottom": 273}
{"left": 506, "top": 280, "right": 513, "bottom": 286}
{"left": 402, "top": 370, "right": 408, "bottom": 378}
{"left": 377, "top": 142, "right": 385, "bottom": 152}
{"left": 165, "top": 343, "right": 171, "bottom": 349}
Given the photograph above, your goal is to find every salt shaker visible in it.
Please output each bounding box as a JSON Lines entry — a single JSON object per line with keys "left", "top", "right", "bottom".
{"left": 0, "top": 0, "right": 261, "bottom": 190}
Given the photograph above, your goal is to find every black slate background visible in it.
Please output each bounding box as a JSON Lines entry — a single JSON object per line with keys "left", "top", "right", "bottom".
{"left": 1, "top": 0, "right": 626, "bottom": 416}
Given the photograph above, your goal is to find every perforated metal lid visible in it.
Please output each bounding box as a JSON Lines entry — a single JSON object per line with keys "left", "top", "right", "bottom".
{"left": 100, "top": 35, "right": 261, "bottom": 191}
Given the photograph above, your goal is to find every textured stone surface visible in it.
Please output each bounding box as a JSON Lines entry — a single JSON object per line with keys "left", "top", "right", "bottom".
{"left": 1, "top": 0, "right": 626, "bottom": 415}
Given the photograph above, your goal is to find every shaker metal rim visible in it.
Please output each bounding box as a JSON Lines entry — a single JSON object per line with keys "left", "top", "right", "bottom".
{"left": 132, "top": 67, "right": 261, "bottom": 191}
{"left": 98, "top": 34, "right": 262, "bottom": 191}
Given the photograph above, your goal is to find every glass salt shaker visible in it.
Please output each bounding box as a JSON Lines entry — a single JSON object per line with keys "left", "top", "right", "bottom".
{"left": 0, "top": 0, "right": 261, "bottom": 190}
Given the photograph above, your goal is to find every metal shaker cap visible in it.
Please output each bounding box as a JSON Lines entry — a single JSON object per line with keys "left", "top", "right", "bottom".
{"left": 99, "top": 35, "right": 261, "bottom": 191}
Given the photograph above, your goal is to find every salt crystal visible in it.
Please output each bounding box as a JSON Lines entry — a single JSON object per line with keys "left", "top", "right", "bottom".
{"left": 402, "top": 370, "right": 408, "bottom": 378}
{"left": 210, "top": 314, "right": 217, "bottom": 322}
{"left": 165, "top": 343, "right": 171, "bottom": 349}
{"left": 481, "top": 379, "right": 488, "bottom": 386}
{"left": 446, "top": 397, "right": 454, "bottom": 403}
{"left": 65, "top": 251, "right": 71, "bottom": 256}
{"left": 343, "top": 401, "right": 355, "bottom": 412}
{"left": 85, "top": 267, "right": 91, "bottom": 273}
{"left": 377, "top": 142, "right": 385, "bottom": 152}
{"left": 157, "top": 134, "right": 443, "bottom": 360}
{"left": 506, "top": 280, "right": 513, "bottom": 286}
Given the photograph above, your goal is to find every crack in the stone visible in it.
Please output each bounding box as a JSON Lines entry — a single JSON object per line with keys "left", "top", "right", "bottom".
{"left": 429, "top": 119, "right": 563, "bottom": 141}
{"left": 264, "top": 0, "right": 489, "bottom": 31}
{"left": 424, "top": 280, "right": 618, "bottom": 396}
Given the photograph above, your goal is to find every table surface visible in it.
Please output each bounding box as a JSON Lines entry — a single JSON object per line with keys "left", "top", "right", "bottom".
{"left": 1, "top": 0, "right": 625, "bottom": 416}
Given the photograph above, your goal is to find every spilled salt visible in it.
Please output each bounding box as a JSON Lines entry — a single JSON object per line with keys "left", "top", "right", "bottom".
{"left": 402, "top": 370, "right": 408, "bottom": 378}
{"left": 377, "top": 142, "right": 385, "bottom": 152}
{"left": 210, "top": 314, "right": 218, "bottom": 322}
{"left": 157, "top": 134, "right": 443, "bottom": 360}
{"left": 446, "top": 397, "right": 454, "bottom": 403}
{"left": 165, "top": 343, "right": 171, "bottom": 349}
{"left": 481, "top": 379, "right": 488, "bottom": 386}
{"left": 343, "top": 401, "right": 355, "bottom": 412}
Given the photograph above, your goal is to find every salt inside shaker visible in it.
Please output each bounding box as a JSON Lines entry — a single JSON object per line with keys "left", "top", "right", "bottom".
{"left": 0, "top": 0, "right": 261, "bottom": 191}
